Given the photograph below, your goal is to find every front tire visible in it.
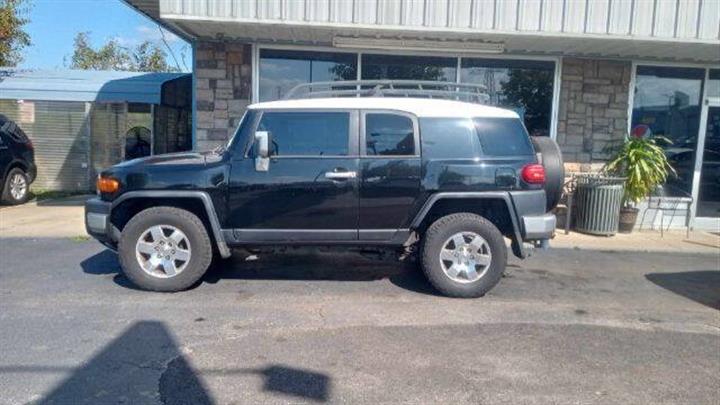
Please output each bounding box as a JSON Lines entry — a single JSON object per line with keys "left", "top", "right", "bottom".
{"left": 421, "top": 213, "right": 507, "bottom": 298}
{"left": 118, "top": 207, "right": 213, "bottom": 292}
{"left": 1, "top": 168, "right": 30, "bottom": 205}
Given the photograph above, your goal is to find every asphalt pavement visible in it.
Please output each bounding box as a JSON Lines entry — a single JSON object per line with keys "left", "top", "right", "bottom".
{"left": 0, "top": 236, "right": 718, "bottom": 404}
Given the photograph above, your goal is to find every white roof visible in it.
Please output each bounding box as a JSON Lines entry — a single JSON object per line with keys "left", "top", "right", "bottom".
{"left": 248, "top": 97, "right": 519, "bottom": 119}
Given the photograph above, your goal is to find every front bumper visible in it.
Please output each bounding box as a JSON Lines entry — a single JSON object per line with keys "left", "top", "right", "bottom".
{"left": 85, "top": 197, "right": 117, "bottom": 247}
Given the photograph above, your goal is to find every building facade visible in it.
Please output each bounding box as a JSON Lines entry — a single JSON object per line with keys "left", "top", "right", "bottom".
{"left": 126, "top": 0, "right": 719, "bottom": 229}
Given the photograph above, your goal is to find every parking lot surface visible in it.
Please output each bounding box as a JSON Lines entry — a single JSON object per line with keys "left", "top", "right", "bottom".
{"left": 0, "top": 236, "right": 718, "bottom": 404}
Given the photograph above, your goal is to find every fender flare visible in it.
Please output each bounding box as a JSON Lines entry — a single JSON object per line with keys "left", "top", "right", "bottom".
{"left": 410, "top": 192, "right": 528, "bottom": 259}
{"left": 111, "top": 191, "right": 231, "bottom": 258}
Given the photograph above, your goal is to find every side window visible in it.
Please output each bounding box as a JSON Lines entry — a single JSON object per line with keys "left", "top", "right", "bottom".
{"left": 365, "top": 113, "right": 415, "bottom": 156}
{"left": 420, "top": 118, "right": 478, "bottom": 159}
{"left": 257, "top": 112, "right": 349, "bottom": 156}
{"left": 473, "top": 118, "right": 534, "bottom": 156}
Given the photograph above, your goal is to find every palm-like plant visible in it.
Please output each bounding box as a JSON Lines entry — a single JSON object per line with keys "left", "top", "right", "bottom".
{"left": 603, "top": 132, "right": 676, "bottom": 207}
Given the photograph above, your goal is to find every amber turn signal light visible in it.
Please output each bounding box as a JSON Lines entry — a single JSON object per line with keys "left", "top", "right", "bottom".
{"left": 97, "top": 176, "right": 120, "bottom": 193}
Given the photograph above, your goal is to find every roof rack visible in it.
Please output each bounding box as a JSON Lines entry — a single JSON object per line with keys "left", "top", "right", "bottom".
{"left": 283, "top": 80, "right": 489, "bottom": 104}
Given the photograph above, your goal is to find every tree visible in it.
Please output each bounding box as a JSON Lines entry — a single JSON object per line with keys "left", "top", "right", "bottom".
{"left": 69, "top": 32, "right": 178, "bottom": 72}
{"left": 0, "top": 0, "right": 31, "bottom": 67}
{"left": 500, "top": 69, "right": 554, "bottom": 136}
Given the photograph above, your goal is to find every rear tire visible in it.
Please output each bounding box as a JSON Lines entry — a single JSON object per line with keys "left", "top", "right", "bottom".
{"left": 531, "top": 136, "right": 564, "bottom": 210}
{"left": 118, "top": 207, "right": 213, "bottom": 292}
{"left": 1, "top": 168, "right": 30, "bottom": 205}
{"left": 421, "top": 213, "right": 507, "bottom": 298}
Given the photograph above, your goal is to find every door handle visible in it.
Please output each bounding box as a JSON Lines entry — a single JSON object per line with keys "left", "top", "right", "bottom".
{"left": 325, "top": 171, "right": 357, "bottom": 180}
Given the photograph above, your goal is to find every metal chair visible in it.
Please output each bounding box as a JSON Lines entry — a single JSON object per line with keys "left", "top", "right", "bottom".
{"left": 639, "top": 184, "right": 693, "bottom": 238}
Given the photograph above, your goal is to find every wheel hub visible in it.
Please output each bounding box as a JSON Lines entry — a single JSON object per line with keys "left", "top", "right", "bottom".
{"left": 135, "top": 225, "right": 191, "bottom": 278}
{"left": 439, "top": 231, "right": 492, "bottom": 283}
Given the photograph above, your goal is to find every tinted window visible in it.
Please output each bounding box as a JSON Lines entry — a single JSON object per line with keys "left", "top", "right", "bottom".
{"left": 259, "top": 49, "right": 358, "bottom": 101}
{"left": 258, "top": 112, "right": 349, "bottom": 156}
{"left": 473, "top": 118, "right": 533, "bottom": 156}
{"left": 362, "top": 54, "right": 456, "bottom": 82}
{"left": 461, "top": 58, "right": 555, "bottom": 137}
{"left": 230, "top": 110, "right": 257, "bottom": 153}
{"left": 420, "top": 118, "right": 478, "bottom": 159}
{"left": 365, "top": 114, "right": 415, "bottom": 156}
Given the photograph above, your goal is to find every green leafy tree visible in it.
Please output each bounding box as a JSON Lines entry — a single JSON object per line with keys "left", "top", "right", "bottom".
{"left": 0, "top": 0, "right": 31, "bottom": 67}
{"left": 500, "top": 69, "right": 553, "bottom": 135}
{"left": 69, "top": 32, "right": 178, "bottom": 72}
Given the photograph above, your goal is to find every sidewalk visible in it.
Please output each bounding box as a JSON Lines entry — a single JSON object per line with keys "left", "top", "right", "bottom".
{"left": 1, "top": 195, "right": 718, "bottom": 254}
{"left": 0, "top": 195, "right": 91, "bottom": 238}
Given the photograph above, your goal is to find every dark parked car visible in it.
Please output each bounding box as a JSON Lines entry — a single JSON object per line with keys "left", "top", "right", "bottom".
{"left": 86, "top": 85, "right": 562, "bottom": 298}
{"left": 0, "top": 114, "right": 36, "bottom": 205}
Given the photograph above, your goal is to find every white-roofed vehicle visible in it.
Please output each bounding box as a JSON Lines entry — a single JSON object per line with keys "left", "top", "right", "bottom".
{"left": 86, "top": 81, "right": 563, "bottom": 297}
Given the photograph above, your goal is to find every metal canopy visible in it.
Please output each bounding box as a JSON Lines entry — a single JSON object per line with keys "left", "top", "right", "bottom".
{"left": 0, "top": 69, "right": 190, "bottom": 104}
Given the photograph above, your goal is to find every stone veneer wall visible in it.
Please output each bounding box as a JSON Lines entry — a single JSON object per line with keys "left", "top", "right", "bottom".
{"left": 556, "top": 58, "right": 632, "bottom": 173}
{"left": 194, "top": 41, "right": 252, "bottom": 151}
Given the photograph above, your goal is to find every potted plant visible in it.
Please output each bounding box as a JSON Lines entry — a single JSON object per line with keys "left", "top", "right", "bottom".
{"left": 603, "top": 125, "right": 675, "bottom": 233}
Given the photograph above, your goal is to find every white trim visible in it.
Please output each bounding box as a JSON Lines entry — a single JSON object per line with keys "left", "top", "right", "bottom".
{"left": 253, "top": 43, "right": 561, "bottom": 138}
{"left": 627, "top": 60, "right": 638, "bottom": 136}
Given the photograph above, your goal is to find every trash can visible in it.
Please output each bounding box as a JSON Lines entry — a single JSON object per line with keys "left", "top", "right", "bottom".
{"left": 574, "top": 174, "right": 626, "bottom": 236}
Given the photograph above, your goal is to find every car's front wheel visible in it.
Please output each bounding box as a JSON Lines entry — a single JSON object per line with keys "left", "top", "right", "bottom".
{"left": 118, "top": 206, "right": 213, "bottom": 292}
{"left": 1, "top": 168, "right": 30, "bottom": 205}
{"left": 421, "top": 213, "right": 507, "bottom": 298}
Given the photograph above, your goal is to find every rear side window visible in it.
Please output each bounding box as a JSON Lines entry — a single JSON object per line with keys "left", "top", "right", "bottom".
{"left": 420, "top": 118, "right": 478, "bottom": 159}
{"left": 257, "top": 112, "right": 349, "bottom": 156}
{"left": 473, "top": 118, "right": 533, "bottom": 156}
{"left": 365, "top": 113, "right": 415, "bottom": 156}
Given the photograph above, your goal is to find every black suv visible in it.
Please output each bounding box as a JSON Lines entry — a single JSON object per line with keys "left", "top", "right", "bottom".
{"left": 86, "top": 86, "right": 562, "bottom": 297}
{"left": 0, "top": 114, "right": 36, "bottom": 205}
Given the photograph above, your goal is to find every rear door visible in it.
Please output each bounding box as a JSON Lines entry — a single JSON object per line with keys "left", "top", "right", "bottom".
{"left": 227, "top": 110, "right": 360, "bottom": 241}
{"left": 358, "top": 111, "right": 422, "bottom": 240}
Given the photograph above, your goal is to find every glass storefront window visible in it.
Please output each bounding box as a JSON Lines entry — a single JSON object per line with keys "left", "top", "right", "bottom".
{"left": 631, "top": 66, "right": 705, "bottom": 194}
{"left": 460, "top": 59, "right": 555, "bottom": 137}
{"left": 708, "top": 69, "right": 720, "bottom": 99}
{"left": 361, "top": 54, "right": 456, "bottom": 82}
{"left": 259, "top": 49, "right": 358, "bottom": 101}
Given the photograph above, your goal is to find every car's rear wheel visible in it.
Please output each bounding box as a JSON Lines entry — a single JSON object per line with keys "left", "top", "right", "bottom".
{"left": 118, "top": 207, "right": 213, "bottom": 292}
{"left": 421, "top": 213, "right": 507, "bottom": 298}
{"left": 1, "top": 168, "right": 29, "bottom": 205}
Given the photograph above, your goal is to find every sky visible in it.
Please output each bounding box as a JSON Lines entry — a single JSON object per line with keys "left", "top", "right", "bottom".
{"left": 19, "top": 0, "right": 191, "bottom": 72}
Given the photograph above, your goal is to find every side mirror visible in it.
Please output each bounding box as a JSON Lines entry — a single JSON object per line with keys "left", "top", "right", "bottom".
{"left": 255, "top": 131, "right": 270, "bottom": 171}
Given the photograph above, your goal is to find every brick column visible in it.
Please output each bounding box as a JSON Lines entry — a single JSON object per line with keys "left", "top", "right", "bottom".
{"left": 556, "top": 58, "right": 632, "bottom": 172}
{"left": 194, "top": 41, "right": 252, "bottom": 151}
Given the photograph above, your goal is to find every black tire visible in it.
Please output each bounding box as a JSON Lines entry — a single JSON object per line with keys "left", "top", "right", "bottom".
{"left": 1, "top": 168, "right": 30, "bottom": 205}
{"left": 118, "top": 207, "right": 213, "bottom": 292}
{"left": 530, "top": 136, "right": 564, "bottom": 210}
{"left": 421, "top": 213, "right": 507, "bottom": 298}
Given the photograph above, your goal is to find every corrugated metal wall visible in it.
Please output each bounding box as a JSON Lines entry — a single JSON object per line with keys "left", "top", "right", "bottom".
{"left": 0, "top": 100, "right": 90, "bottom": 192}
{"left": 160, "top": 0, "right": 720, "bottom": 41}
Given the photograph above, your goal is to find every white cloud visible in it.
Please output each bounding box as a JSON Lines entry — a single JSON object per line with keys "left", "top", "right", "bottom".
{"left": 113, "top": 25, "right": 183, "bottom": 47}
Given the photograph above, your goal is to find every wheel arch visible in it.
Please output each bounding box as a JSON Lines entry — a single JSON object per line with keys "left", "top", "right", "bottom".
{"left": 110, "top": 191, "right": 231, "bottom": 258}
{"left": 411, "top": 192, "right": 528, "bottom": 259}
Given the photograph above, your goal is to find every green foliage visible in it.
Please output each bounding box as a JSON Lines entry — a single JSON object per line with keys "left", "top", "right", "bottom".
{"left": 501, "top": 69, "right": 553, "bottom": 135}
{"left": 69, "top": 32, "right": 178, "bottom": 72}
{"left": 0, "top": 0, "right": 31, "bottom": 67}
{"left": 603, "top": 135, "right": 676, "bottom": 207}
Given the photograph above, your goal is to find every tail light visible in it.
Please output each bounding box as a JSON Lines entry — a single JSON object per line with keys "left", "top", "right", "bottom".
{"left": 26, "top": 138, "right": 34, "bottom": 151}
{"left": 521, "top": 164, "right": 546, "bottom": 184}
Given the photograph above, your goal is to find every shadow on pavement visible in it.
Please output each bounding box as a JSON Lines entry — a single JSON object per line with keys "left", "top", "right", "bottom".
{"left": 34, "top": 194, "right": 92, "bottom": 207}
{"left": 646, "top": 271, "right": 720, "bottom": 310}
{"left": 80, "top": 248, "right": 440, "bottom": 296}
{"left": 3, "top": 321, "right": 333, "bottom": 404}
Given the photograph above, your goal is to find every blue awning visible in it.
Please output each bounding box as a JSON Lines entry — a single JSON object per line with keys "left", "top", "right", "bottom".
{"left": 0, "top": 68, "right": 190, "bottom": 104}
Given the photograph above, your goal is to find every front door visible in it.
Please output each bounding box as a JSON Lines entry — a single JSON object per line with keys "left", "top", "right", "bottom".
{"left": 227, "top": 110, "right": 360, "bottom": 241}
{"left": 694, "top": 102, "right": 720, "bottom": 229}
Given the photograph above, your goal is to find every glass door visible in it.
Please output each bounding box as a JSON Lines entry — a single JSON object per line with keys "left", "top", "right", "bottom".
{"left": 693, "top": 103, "right": 720, "bottom": 229}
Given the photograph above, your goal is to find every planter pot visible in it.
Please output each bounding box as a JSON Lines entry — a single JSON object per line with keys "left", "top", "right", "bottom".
{"left": 618, "top": 207, "right": 639, "bottom": 233}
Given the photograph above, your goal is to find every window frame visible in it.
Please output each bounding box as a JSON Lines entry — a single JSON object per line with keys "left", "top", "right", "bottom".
{"left": 360, "top": 110, "right": 420, "bottom": 158}
{"left": 245, "top": 108, "right": 359, "bottom": 159}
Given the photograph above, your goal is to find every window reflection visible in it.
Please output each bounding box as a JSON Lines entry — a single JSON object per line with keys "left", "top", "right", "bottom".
{"left": 632, "top": 66, "right": 705, "bottom": 194}
{"left": 461, "top": 59, "right": 554, "bottom": 137}
{"left": 361, "top": 54, "right": 456, "bottom": 82}
{"left": 259, "top": 49, "right": 357, "bottom": 101}
{"left": 365, "top": 113, "right": 415, "bottom": 156}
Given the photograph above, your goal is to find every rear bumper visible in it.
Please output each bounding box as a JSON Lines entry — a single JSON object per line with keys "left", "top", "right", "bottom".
{"left": 85, "top": 197, "right": 117, "bottom": 248}
{"left": 521, "top": 213, "right": 556, "bottom": 240}
{"left": 509, "top": 189, "right": 556, "bottom": 241}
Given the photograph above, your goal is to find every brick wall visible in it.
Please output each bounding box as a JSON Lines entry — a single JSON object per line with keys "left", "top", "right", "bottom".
{"left": 194, "top": 41, "right": 252, "bottom": 151}
{"left": 556, "top": 58, "right": 632, "bottom": 172}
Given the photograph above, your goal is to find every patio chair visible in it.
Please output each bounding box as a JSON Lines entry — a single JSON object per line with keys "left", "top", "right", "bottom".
{"left": 639, "top": 184, "right": 693, "bottom": 238}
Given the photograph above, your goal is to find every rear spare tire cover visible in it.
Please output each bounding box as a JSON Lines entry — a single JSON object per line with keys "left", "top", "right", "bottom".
{"left": 530, "top": 136, "right": 564, "bottom": 210}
